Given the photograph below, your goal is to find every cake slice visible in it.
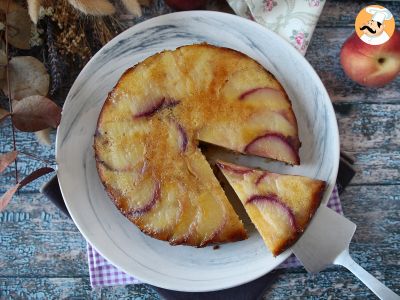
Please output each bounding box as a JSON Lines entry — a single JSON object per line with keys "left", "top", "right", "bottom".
{"left": 217, "top": 161, "right": 326, "bottom": 256}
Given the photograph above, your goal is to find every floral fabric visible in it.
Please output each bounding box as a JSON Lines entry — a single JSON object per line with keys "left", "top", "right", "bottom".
{"left": 227, "top": 0, "right": 326, "bottom": 55}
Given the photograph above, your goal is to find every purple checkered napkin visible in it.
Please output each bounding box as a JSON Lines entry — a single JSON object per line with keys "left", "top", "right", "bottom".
{"left": 88, "top": 185, "right": 342, "bottom": 287}
{"left": 88, "top": 243, "right": 140, "bottom": 287}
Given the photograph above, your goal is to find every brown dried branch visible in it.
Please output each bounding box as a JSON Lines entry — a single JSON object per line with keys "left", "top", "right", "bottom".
{"left": 4, "top": 0, "right": 18, "bottom": 184}
{"left": 19, "top": 150, "right": 54, "bottom": 164}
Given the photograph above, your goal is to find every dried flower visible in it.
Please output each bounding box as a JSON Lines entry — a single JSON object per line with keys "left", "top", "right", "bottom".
{"left": 45, "top": 17, "right": 64, "bottom": 95}
{"left": 30, "top": 25, "right": 43, "bottom": 47}
{"left": 121, "top": 0, "right": 142, "bottom": 17}
{"left": 50, "top": 0, "right": 91, "bottom": 64}
{"left": 27, "top": 0, "right": 41, "bottom": 24}
{"left": 39, "top": 6, "right": 54, "bottom": 18}
{"left": 68, "top": 0, "right": 115, "bottom": 16}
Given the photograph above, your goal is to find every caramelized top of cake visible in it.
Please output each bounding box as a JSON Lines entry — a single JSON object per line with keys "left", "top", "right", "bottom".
{"left": 94, "top": 44, "right": 301, "bottom": 246}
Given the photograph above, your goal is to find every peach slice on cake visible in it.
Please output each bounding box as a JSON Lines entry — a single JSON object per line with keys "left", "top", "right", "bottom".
{"left": 186, "top": 191, "right": 227, "bottom": 246}
{"left": 133, "top": 97, "right": 180, "bottom": 118}
{"left": 244, "top": 133, "right": 300, "bottom": 165}
{"left": 166, "top": 118, "right": 188, "bottom": 153}
{"left": 97, "top": 164, "right": 160, "bottom": 215}
{"left": 94, "top": 121, "right": 148, "bottom": 171}
{"left": 217, "top": 161, "right": 325, "bottom": 256}
{"left": 239, "top": 87, "right": 291, "bottom": 111}
{"left": 169, "top": 197, "right": 199, "bottom": 245}
{"left": 134, "top": 182, "right": 183, "bottom": 240}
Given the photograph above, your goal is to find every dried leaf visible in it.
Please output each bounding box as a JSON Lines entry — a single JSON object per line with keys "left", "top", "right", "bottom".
{"left": 121, "top": 0, "right": 142, "bottom": 16}
{"left": 0, "top": 167, "right": 54, "bottom": 212}
{"left": 19, "top": 167, "right": 54, "bottom": 186}
{"left": 0, "top": 107, "right": 10, "bottom": 123}
{"left": 1, "top": 56, "right": 49, "bottom": 100}
{"left": 0, "top": 0, "right": 22, "bottom": 14}
{"left": 12, "top": 96, "right": 61, "bottom": 132}
{"left": 7, "top": 6, "right": 32, "bottom": 50}
{"left": 138, "top": 0, "right": 151, "bottom": 7}
{"left": 35, "top": 127, "right": 51, "bottom": 146}
{"left": 27, "top": 0, "right": 41, "bottom": 24}
{"left": 0, "top": 184, "right": 19, "bottom": 211}
{"left": 0, "top": 150, "right": 18, "bottom": 173}
{"left": 68, "top": 0, "right": 116, "bottom": 15}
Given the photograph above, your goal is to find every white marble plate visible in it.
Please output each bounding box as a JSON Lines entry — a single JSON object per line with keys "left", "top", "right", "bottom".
{"left": 56, "top": 11, "right": 339, "bottom": 292}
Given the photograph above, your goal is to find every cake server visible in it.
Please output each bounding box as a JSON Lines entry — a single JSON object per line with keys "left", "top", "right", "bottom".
{"left": 292, "top": 205, "right": 399, "bottom": 300}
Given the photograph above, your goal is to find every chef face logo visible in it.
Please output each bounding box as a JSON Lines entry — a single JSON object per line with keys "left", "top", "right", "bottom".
{"left": 355, "top": 5, "right": 395, "bottom": 45}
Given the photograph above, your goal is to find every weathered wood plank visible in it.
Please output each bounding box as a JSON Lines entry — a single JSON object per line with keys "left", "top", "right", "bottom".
{"left": 318, "top": 0, "right": 400, "bottom": 27}
{"left": 101, "top": 285, "right": 160, "bottom": 299}
{"left": 337, "top": 104, "right": 400, "bottom": 152}
{"left": 0, "top": 185, "right": 398, "bottom": 284}
{"left": 306, "top": 27, "right": 400, "bottom": 104}
{"left": 349, "top": 150, "right": 400, "bottom": 185}
{"left": 340, "top": 185, "right": 400, "bottom": 246}
{"left": 0, "top": 193, "right": 87, "bottom": 277}
{"left": 335, "top": 103, "right": 400, "bottom": 185}
{"left": 0, "top": 277, "right": 159, "bottom": 300}
{"left": 0, "top": 277, "right": 100, "bottom": 300}
{"left": 261, "top": 265, "right": 399, "bottom": 299}
{"left": 2, "top": 103, "right": 400, "bottom": 190}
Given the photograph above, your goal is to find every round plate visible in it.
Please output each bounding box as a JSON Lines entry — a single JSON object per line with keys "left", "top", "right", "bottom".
{"left": 56, "top": 11, "right": 339, "bottom": 292}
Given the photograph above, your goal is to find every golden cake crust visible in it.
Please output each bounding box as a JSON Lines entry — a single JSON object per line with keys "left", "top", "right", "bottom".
{"left": 271, "top": 180, "right": 325, "bottom": 255}
{"left": 217, "top": 161, "right": 325, "bottom": 256}
{"left": 94, "top": 44, "right": 301, "bottom": 247}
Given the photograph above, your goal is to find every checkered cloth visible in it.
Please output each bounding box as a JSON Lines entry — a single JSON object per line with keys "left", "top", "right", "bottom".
{"left": 88, "top": 243, "right": 141, "bottom": 287}
{"left": 88, "top": 186, "right": 342, "bottom": 287}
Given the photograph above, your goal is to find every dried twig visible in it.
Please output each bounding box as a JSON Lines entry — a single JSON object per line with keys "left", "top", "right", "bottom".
{"left": 4, "top": 0, "right": 18, "bottom": 184}
{"left": 19, "top": 150, "right": 54, "bottom": 165}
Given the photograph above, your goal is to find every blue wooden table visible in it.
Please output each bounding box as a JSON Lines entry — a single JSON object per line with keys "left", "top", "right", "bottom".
{"left": 1, "top": 1, "right": 399, "bottom": 299}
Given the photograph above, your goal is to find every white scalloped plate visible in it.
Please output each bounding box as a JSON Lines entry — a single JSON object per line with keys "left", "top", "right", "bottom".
{"left": 56, "top": 11, "right": 339, "bottom": 292}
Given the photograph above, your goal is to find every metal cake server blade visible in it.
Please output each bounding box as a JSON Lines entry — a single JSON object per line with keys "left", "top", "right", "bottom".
{"left": 292, "top": 205, "right": 399, "bottom": 300}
